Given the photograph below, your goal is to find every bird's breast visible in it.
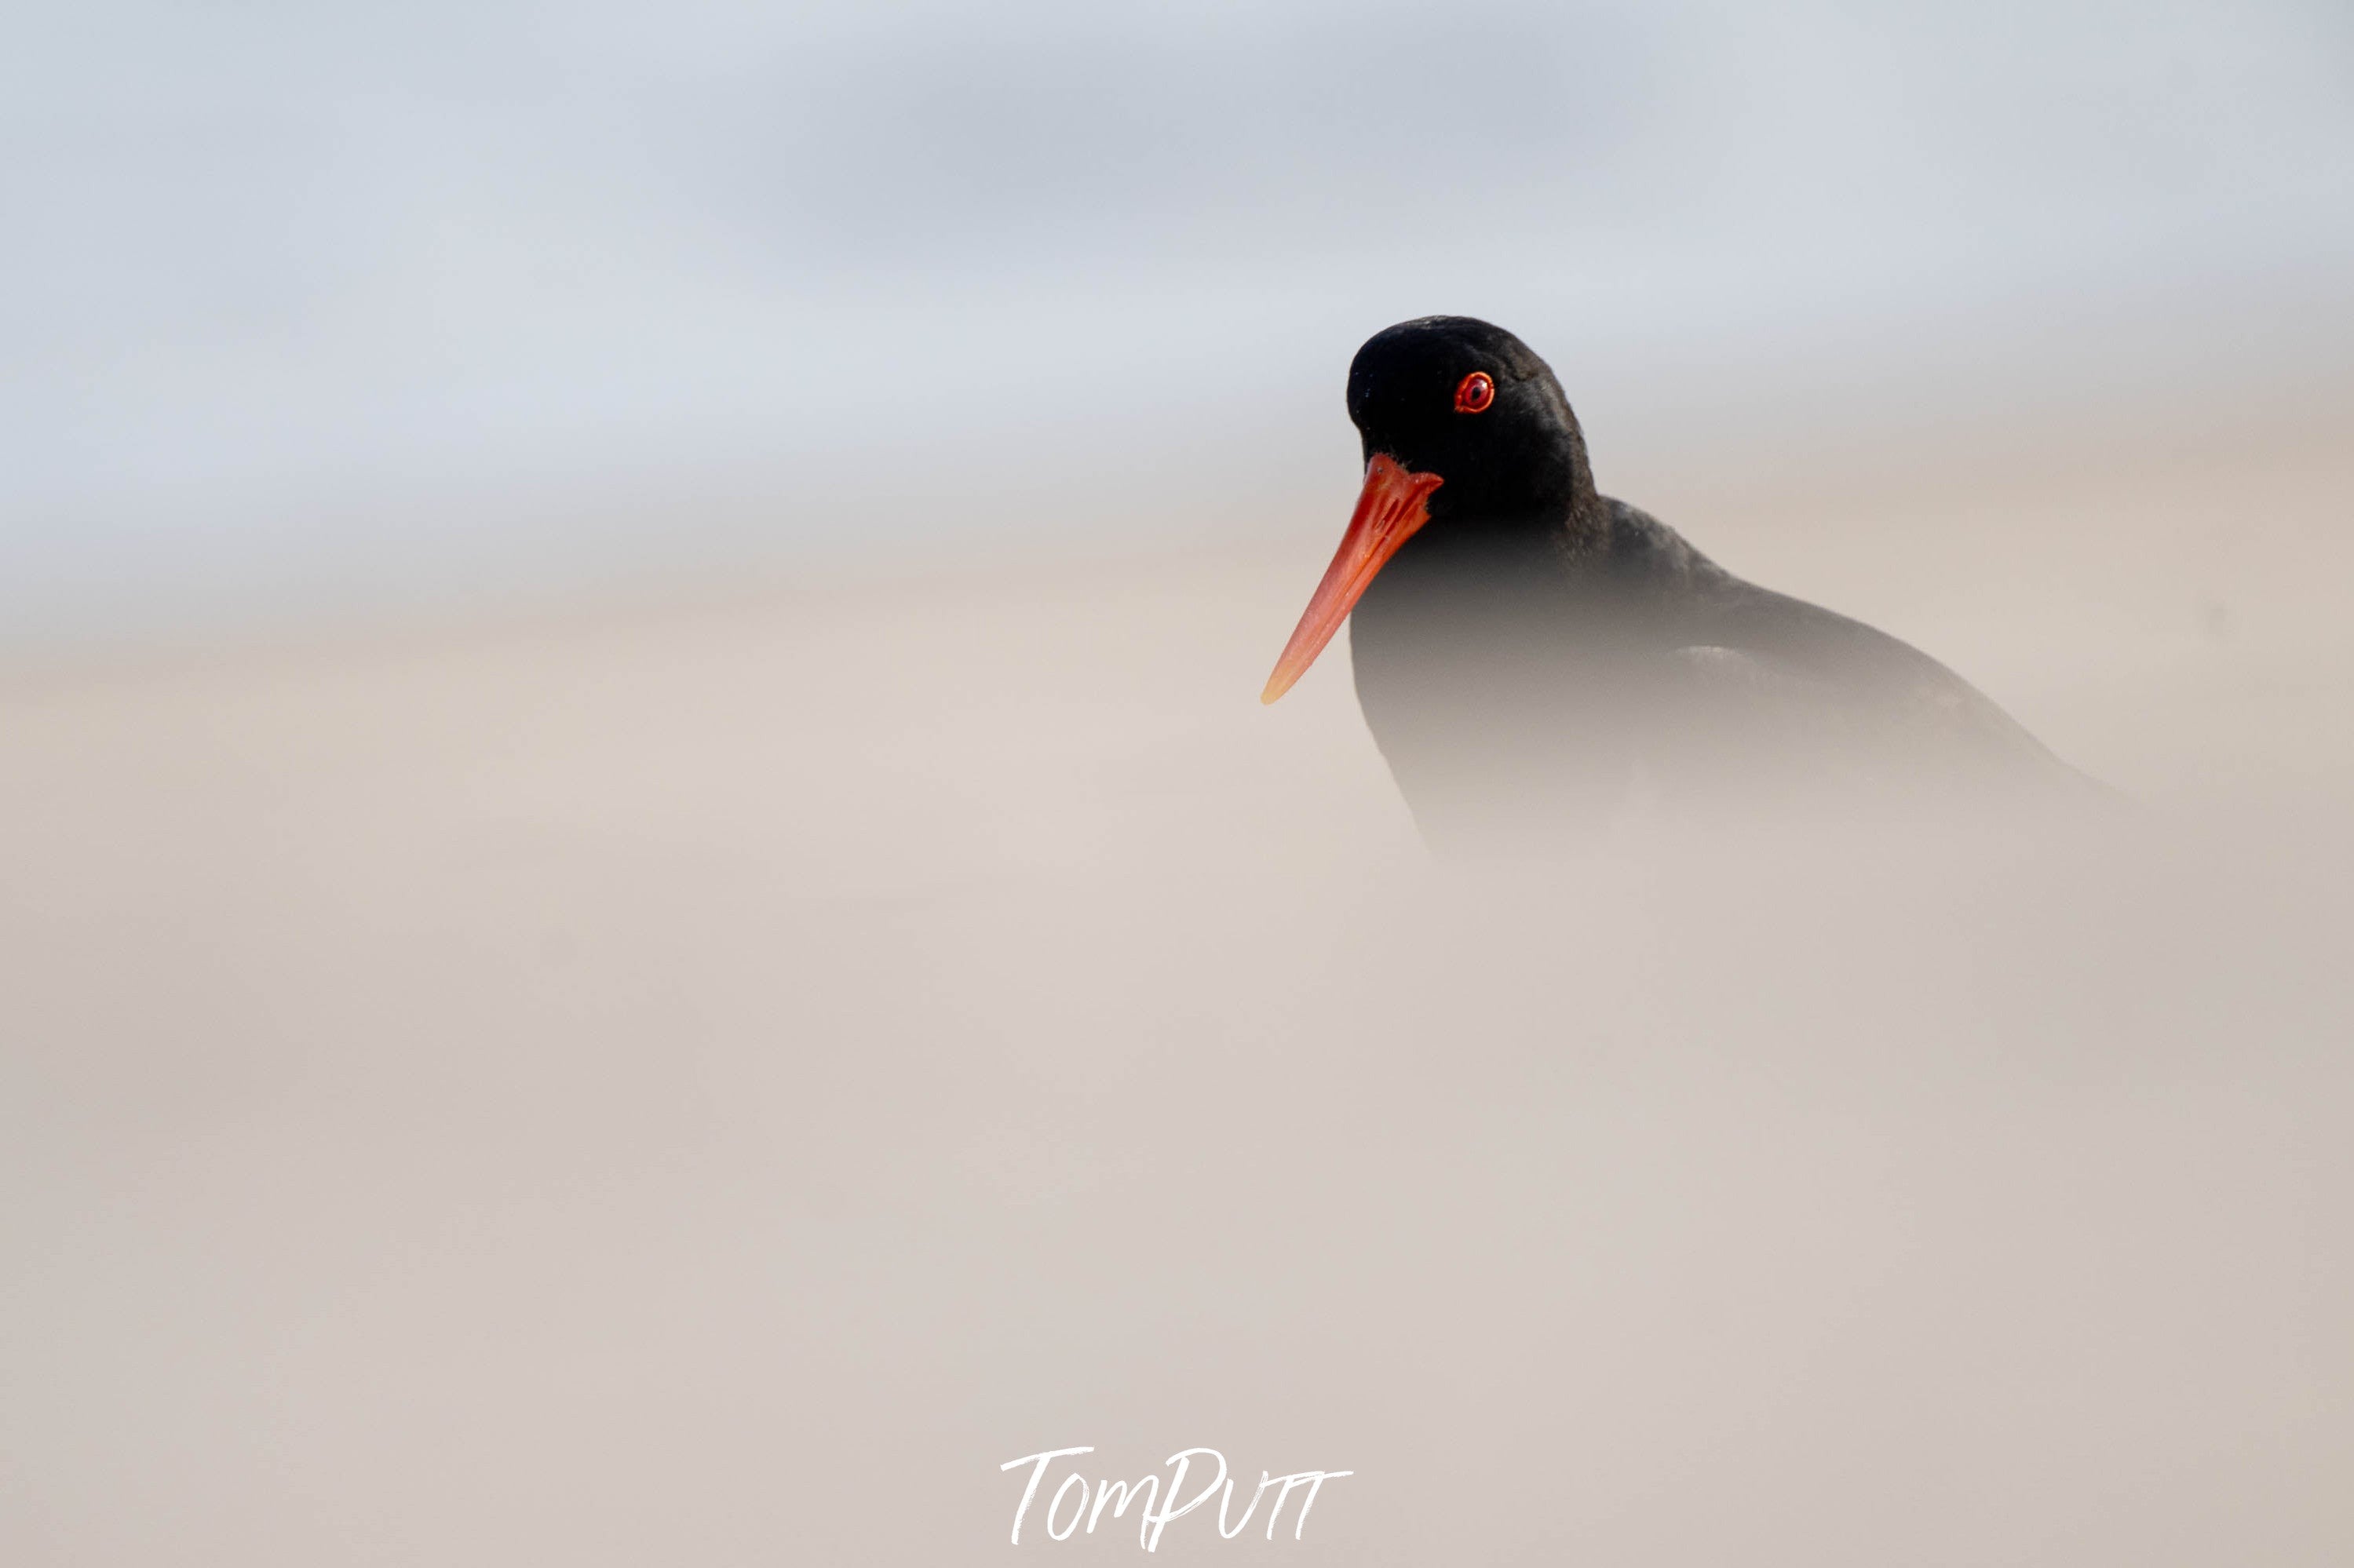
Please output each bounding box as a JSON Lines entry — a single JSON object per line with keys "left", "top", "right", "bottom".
{"left": 1347, "top": 549, "right": 1662, "bottom": 830}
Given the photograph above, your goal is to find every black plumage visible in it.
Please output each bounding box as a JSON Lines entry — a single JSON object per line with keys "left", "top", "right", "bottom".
{"left": 1266, "top": 316, "right": 2099, "bottom": 841}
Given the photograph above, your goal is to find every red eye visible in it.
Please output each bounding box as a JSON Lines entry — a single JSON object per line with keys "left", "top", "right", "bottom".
{"left": 1454, "top": 371, "right": 1495, "bottom": 414}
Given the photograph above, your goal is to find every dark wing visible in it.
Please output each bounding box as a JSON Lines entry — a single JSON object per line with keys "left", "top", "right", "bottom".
{"left": 1597, "top": 498, "right": 2100, "bottom": 796}
{"left": 1677, "top": 585, "right": 2071, "bottom": 779}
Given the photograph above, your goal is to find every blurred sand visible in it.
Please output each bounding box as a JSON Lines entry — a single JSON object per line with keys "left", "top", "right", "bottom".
{"left": 4, "top": 417, "right": 2353, "bottom": 1565}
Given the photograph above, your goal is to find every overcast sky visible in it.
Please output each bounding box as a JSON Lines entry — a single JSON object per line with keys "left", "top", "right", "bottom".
{"left": 5, "top": 0, "right": 2352, "bottom": 637}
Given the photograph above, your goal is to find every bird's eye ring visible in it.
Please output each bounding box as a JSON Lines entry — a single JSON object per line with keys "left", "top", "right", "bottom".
{"left": 1454, "top": 371, "right": 1495, "bottom": 414}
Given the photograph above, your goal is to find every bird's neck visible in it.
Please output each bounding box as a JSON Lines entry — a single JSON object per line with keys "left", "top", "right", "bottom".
{"left": 1354, "top": 423, "right": 1615, "bottom": 639}
{"left": 1444, "top": 425, "right": 1610, "bottom": 569}
{"left": 1389, "top": 484, "right": 1611, "bottom": 592}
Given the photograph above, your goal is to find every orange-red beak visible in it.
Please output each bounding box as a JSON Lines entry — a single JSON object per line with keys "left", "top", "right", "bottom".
{"left": 1261, "top": 453, "right": 1444, "bottom": 704}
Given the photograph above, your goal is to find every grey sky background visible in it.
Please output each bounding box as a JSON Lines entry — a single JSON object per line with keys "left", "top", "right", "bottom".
{"left": 6, "top": 0, "right": 2352, "bottom": 641}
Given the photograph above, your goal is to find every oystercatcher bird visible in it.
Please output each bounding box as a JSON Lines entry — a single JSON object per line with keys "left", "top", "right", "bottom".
{"left": 1262, "top": 316, "right": 2096, "bottom": 840}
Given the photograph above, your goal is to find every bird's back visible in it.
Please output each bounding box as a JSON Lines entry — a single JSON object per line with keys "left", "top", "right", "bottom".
{"left": 1352, "top": 496, "right": 2097, "bottom": 839}
{"left": 1606, "top": 498, "right": 2082, "bottom": 792}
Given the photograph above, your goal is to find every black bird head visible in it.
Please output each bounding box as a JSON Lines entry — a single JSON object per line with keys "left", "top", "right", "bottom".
{"left": 1264, "top": 316, "right": 1598, "bottom": 703}
{"left": 1345, "top": 316, "right": 1595, "bottom": 523}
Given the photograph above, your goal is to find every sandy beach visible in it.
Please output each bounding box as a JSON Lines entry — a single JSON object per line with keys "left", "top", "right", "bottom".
{"left": 5, "top": 405, "right": 2353, "bottom": 1563}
